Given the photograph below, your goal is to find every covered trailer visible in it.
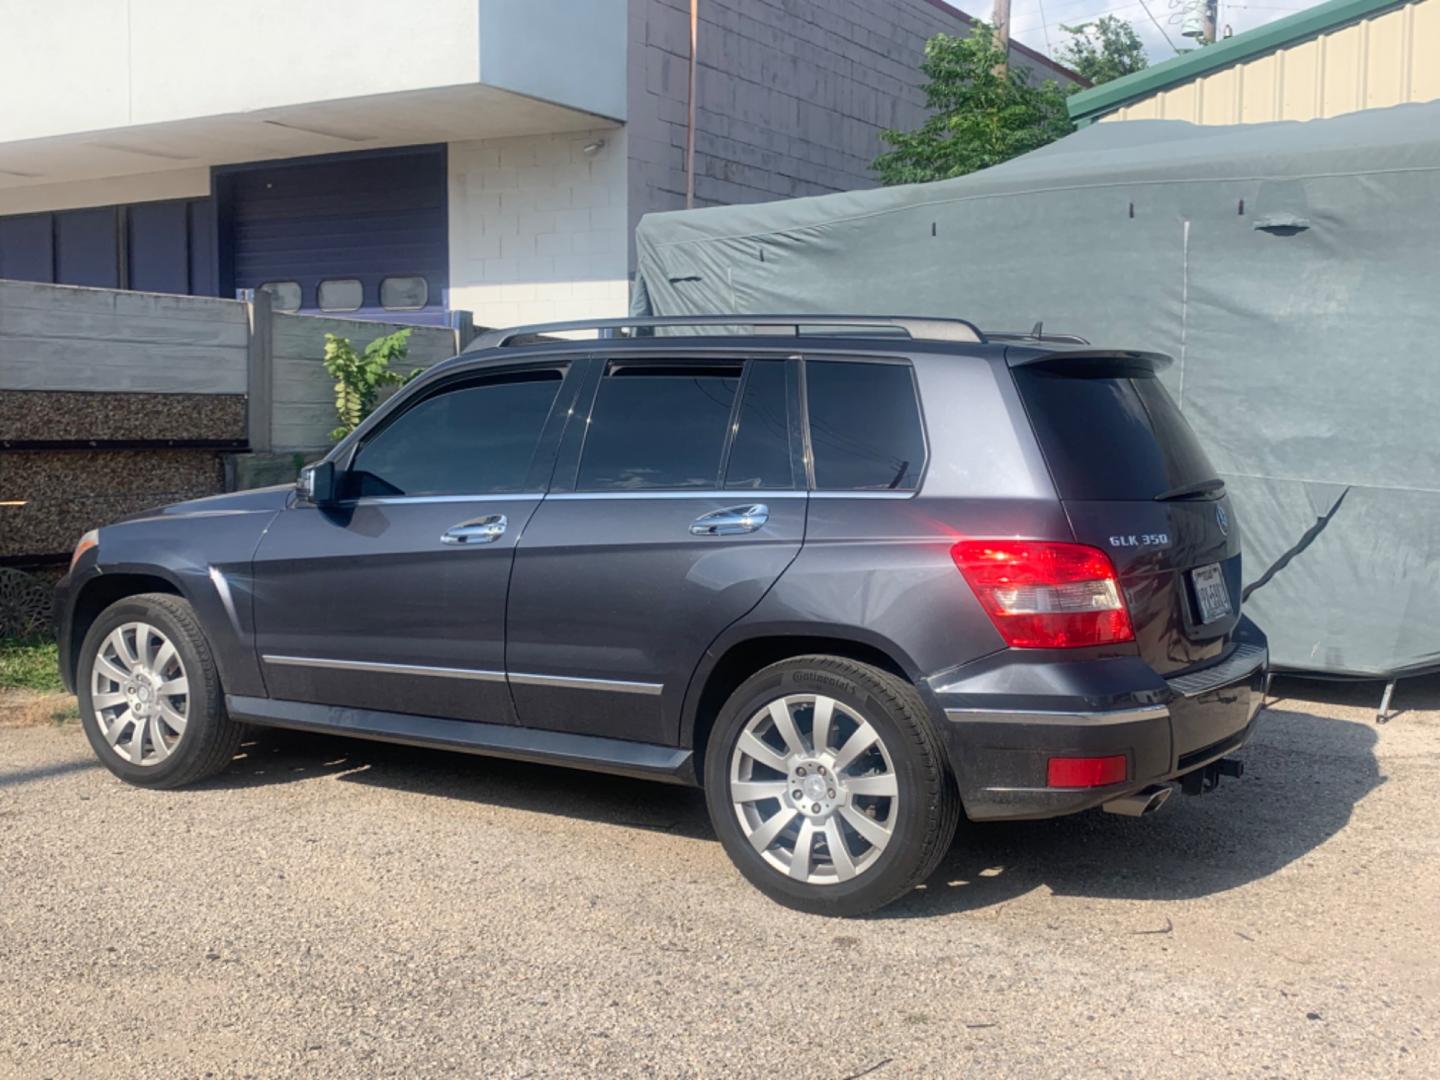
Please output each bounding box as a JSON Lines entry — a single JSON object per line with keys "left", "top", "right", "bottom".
{"left": 632, "top": 102, "right": 1440, "bottom": 680}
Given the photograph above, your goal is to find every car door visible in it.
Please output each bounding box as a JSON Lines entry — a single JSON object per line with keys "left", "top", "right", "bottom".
{"left": 249, "top": 361, "right": 577, "bottom": 724}
{"left": 506, "top": 354, "right": 807, "bottom": 745}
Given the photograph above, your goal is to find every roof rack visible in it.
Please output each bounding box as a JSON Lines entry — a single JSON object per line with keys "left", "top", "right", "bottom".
{"left": 466, "top": 314, "right": 986, "bottom": 352}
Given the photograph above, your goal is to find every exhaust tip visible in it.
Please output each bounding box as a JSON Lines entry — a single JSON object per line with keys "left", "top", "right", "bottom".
{"left": 1101, "top": 784, "right": 1173, "bottom": 818}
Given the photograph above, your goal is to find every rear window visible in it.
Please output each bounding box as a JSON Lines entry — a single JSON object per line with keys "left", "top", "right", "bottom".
{"left": 1013, "top": 366, "right": 1218, "bottom": 501}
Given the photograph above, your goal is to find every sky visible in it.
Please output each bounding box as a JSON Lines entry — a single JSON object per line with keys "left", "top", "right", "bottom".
{"left": 960, "top": 0, "right": 1323, "bottom": 66}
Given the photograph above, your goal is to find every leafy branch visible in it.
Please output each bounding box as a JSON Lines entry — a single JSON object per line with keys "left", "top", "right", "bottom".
{"left": 322, "top": 328, "right": 422, "bottom": 442}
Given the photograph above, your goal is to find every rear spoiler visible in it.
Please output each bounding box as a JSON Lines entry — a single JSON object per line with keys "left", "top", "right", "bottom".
{"left": 1005, "top": 347, "right": 1174, "bottom": 375}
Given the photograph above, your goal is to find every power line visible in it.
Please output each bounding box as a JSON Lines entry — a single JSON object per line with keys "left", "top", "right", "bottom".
{"left": 1036, "top": 0, "right": 1055, "bottom": 56}
{"left": 1137, "top": 0, "right": 1184, "bottom": 53}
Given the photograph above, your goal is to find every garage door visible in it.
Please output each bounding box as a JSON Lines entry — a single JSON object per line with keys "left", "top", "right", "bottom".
{"left": 219, "top": 145, "right": 449, "bottom": 325}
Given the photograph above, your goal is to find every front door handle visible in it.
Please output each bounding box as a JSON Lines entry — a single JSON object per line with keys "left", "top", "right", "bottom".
{"left": 690, "top": 504, "right": 769, "bottom": 536}
{"left": 442, "top": 514, "right": 507, "bottom": 545}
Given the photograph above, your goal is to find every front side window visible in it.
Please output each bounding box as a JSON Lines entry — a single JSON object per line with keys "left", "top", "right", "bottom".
{"left": 345, "top": 370, "right": 563, "bottom": 498}
{"left": 577, "top": 363, "right": 741, "bottom": 490}
{"left": 806, "top": 360, "right": 925, "bottom": 490}
{"left": 318, "top": 278, "right": 363, "bottom": 312}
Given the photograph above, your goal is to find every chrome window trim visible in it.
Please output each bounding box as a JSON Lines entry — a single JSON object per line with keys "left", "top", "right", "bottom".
{"left": 548, "top": 489, "right": 807, "bottom": 501}
{"left": 263, "top": 655, "right": 506, "bottom": 683}
{"left": 508, "top": 672, "right": 664, "bottom": 696}
{"left": 809, "top": 490, "right": 918, "bottom": 500}
{"left": 942, "top": 704, "right": 1169, "bottom": 725}
{"left": 351, "top": 492, "right": 546, "bottom": 506}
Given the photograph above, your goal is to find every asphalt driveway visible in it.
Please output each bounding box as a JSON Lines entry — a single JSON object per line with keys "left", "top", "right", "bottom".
{"left": 2, "top": 677, "right": 1437, "bottom": 1078}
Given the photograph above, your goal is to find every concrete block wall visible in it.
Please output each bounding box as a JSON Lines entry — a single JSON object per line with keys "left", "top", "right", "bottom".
{"left": 448, "top": 129, "right": 631, "bottom": 328}
{"left": 625, "top": 0, "right": 1079, "bottom": 253}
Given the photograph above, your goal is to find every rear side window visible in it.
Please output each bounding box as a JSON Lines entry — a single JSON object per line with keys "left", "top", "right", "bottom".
{"left": 1013, "top": 366, "right": 1219, "bottom": 501}
{"left": 806, "top": 360, "right": 925, "bottom": 490}
{"left": 725, "top": 360, "right": 794, "bottom": 489}
{"left": 577, "top": 363, "right": 741, "bottom": 490}
{"left": 345, "top": 370, "right": 562, "bottom": 497}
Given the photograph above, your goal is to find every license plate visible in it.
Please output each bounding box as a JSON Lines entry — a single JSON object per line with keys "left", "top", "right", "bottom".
{"left": 1192, "top": 563, "right": 1232, "bottom": 624}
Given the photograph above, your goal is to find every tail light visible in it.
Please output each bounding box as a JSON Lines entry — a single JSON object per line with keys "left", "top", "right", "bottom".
{"left": 951, "top": 540, "right": 1134, "bottom": 648}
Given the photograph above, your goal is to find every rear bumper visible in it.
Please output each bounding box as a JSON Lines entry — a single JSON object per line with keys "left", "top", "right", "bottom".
{"left": 934, "top": 637, "right": 1268, "bottom": 821}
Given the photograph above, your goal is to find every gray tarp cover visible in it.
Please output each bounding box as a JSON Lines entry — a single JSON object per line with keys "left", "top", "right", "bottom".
{"left": 632, "top": 102, "right": 1440, "bottom": 677}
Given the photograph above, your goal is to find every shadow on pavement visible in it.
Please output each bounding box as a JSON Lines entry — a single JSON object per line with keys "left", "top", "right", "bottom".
{"left": 199, "top": 692, "right": 1384, "bottom": 918}
{"left": 0, "top": 755, "right": 98, "bottom": 789}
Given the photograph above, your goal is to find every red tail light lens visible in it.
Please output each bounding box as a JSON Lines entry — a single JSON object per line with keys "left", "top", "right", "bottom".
{"left": 1047, "top": 755, "right": 1128, "bottom": 788}
{"left": 951, "top": 540, "right": 1135, "bottom": 648}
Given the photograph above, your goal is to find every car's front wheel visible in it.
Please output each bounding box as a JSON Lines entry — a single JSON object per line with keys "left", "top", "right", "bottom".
{"left": 704, "top": 656, "right": 960, "bottom": 916}
{"left": 77, "top": 593, "right": 245, "bottom": 788}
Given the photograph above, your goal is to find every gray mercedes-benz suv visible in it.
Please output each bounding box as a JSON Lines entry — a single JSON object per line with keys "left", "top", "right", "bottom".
{"left": 55, "top": 315, "right": 1267, "bottom": 915}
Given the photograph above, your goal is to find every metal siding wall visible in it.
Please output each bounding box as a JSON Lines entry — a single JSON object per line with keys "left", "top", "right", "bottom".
{"left": 127, "top": 200, "right": 190, "bottom": 294}
{"left": 0, "top": 213, "right": 54, "bottom": 281}
{"left": 224, "top": 146, "right": 448, "bottom": 318}
{"left": 1105, "top": 0, "right": 1438, "bottom": 124}
{"left": 53, "top": 206, "right": 119, "bottom": 288}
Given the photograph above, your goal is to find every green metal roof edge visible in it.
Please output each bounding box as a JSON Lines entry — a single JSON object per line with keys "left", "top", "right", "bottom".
{"left": 1066, "top": 0, "right": 1410, "bottom": 121}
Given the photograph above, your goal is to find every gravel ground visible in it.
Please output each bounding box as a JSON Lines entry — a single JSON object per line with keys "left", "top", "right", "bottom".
{"left": 2, "top": 676, "right": 1437, "bottom": 1079}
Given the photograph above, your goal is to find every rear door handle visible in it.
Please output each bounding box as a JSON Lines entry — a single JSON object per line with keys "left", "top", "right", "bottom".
{"left": 690, "top": 504, "right": 769, "bottom": 536}
{"left": 442, "top": 514, "right": 507, "bottom": 545}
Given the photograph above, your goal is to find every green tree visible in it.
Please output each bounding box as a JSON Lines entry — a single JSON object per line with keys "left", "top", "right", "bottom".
{"left": 873, "top": 23, "right": 1073, "bottom": 185}
{"left": 1057, "top": 16, "right": 1149, "bottom": 85}
{"left": 321, "top": 328, "right": 422, "bottom": 442}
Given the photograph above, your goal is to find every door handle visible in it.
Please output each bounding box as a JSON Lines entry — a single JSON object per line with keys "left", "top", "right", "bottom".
{"left": 690, "top": 504, "right": 769, "bottom": 536}
{"left": 442, "top": 514, "right": 507, "bottom": 545}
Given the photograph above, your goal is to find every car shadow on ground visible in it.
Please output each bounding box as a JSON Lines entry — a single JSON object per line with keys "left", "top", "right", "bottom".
{"left": 199, "top": 672, "right": 1416, "bottom": 917}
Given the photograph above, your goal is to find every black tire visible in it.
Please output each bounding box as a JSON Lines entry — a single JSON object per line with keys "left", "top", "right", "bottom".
{"left": 76, "top": 592, "right": 245, "bottom": 789}
{"left": 704, "top": 656, "right": 961, "bottom": 916}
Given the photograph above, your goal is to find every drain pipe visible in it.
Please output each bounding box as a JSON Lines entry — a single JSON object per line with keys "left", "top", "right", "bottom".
{"left": 685, "top": 0, "right": 698, "bottom": 208}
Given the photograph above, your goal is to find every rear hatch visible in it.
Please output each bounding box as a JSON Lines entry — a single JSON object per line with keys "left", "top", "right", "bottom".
{"left": 1010, "top": 352, "right": 1240, "bottom": 675}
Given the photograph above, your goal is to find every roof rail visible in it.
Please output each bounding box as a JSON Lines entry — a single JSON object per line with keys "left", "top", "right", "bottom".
{"left": 983, "top": 321, "right": 1091, "bottom": 345}
{"left": 466, "top": 314, "right": 986, "bottom": 352}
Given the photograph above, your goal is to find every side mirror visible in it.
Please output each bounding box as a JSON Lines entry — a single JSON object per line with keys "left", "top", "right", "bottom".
{"left": 297, "top": 461, "right": 338, "bottom": 506}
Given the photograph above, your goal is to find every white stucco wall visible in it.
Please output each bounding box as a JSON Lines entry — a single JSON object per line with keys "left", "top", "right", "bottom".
{"left": 447, "top": 130, "right": 630, "bottom": 329}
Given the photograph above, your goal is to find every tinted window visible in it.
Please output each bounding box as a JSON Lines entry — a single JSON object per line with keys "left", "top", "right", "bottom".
{"left": 346, "top": 371, "right": 562, "bottom": 497}
{"left": 577, "top": 364, "right": 740, "bottom": 490}
{"left": 318, "top": 278, "right": 363, "bottom": 311}
{"left": 725, "top": 361, "right": 794, "bottom": 489}
{"left": 1013, "top": 367, "right": 1218, "bottom": 501}
{"left": 806, "top": 360, "right": 925, "bottom": 490}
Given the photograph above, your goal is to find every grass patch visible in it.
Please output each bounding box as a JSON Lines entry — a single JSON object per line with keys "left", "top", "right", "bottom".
{"left": 0, "top": 636, "right": 63, "bottom": 693}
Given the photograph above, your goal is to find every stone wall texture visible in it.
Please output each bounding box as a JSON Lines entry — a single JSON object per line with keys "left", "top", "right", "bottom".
{"left": 0, "top": 390, "right": 246, "bottom": 444}
{"left": 4, "top": 449, "right": 225, "bottom": 560}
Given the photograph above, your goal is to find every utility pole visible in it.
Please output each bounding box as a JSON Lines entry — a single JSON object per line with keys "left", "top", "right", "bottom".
{"left": 992, "top": 0, "right": 1011, "bottom": 75}
{"left": 684, "top": 0, "right": 698, "bottom": 208}
{"left": 1202, "top": 0, "right": 1218, "bottom": 44}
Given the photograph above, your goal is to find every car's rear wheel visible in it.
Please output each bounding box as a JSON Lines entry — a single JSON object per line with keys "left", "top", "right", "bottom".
{"left": 704, "top": 656, "right": 960, "bottom": 915}
{"left": 77, "top": 593, "right": 245, "bottom": 788}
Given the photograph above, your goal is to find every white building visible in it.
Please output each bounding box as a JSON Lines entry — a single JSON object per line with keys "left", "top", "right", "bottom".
{"left": 0, "top": 0, "right": 1077, "bottom": 330}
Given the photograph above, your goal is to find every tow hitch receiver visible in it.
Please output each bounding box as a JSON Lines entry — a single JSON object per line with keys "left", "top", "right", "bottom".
{"left": 1180, "top": 756, "right": 1245, "bottom": 796}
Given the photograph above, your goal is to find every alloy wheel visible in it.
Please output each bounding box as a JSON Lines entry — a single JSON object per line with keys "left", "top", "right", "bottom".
{"left": 90, "top": 622, "right": 190, "bottom": 767}
{"left": 729, "top": 693, "right": 899, "bottom": 885}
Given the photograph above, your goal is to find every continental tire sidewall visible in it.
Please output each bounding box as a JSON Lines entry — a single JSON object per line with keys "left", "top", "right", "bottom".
{"left": 704, "top": 658, "right": 952, "bottom": 916}
{"left": 77, "top": 595, "right": 227, "bottom": 788}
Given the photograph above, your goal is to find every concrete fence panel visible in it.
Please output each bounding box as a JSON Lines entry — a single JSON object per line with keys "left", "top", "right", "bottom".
{"left": 268, "top": 313, "right": 459, "bottom": 452}
{"left": 0, "top": 280, "right": 249, "bottom": 394}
